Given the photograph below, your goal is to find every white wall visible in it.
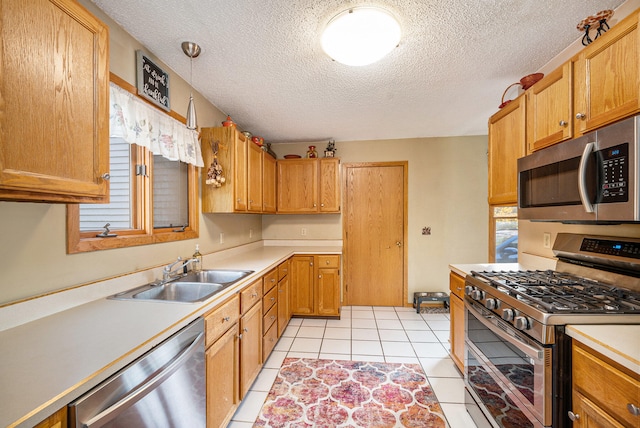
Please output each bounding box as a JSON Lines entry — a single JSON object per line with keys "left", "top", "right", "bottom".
{"left": 263, "top": 136, "right": 489, "bottom": 302}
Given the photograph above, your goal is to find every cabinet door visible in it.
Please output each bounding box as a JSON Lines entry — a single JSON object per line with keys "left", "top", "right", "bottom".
{"left": 316, "top": 266, "right": 340, "bottom": 316}
{"left": 0, "top": 0, "right": 109, "bottom": 203}
{"left": 526, "top": 62, "right": 572, "bottom": 152}
{"left": 277, "top": 276, "right": 290, "bottom": 337}
{"left": 571, "top": 391, "right": 626, "bottom": 428}
{"left": 247, "top": 142, "right": 263, "bottom": 212}
{"left": 277, "top": 159, "right": 318, "bottom": 213}
{"left": 262, "top": 152, "right": 277, "bottom": 213}
{"left": 290, "top": 255, "right": 314, "bottom": 315}
{"left": 319, "top": 158, "right": 340, "bottom": 212}
{"left": 239, "top": 302, "right": 262, "bottom": 399}
{"left": 488, "top": 96, "right": 526, "bottom": 205}
{"left": 449, "top": 272, "right": 465, "bottom": 373}
{"left": 206, "top": 324, "right": 239, "bottom": 428}
{"left": 234, "top": 133, "right": 248, "bottom": 211}
{"left": 574, "top": 11, "right": 640, "bottom": 134}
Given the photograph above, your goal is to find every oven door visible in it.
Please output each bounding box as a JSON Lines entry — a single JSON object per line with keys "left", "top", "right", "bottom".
{"left": 465, "top": 301, "right": 551, "bottom": 428}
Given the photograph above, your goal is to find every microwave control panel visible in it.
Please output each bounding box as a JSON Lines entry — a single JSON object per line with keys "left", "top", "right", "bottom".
{"left": 598, "top": 142, "right": 628, "bottom": 203}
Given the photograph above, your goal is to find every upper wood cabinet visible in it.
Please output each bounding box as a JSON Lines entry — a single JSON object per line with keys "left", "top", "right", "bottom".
{"left": 526, "top": 62, "right": 573, "bottom": 152}
{"left": 0, "top": 0, "right": 110, "bottom": 203}
{"left": 201, "top": 127, "right": 275, "bottom": 214}
{"left": 262, "top": 152, "right": 277, "bottom": 213}
{"left": 488, "top": 95, "right": 526, "bottom": 205}
{"left": 574, "top": 10, "right": 640, "bottom": 135}
{"left": 277, "top": 158, "right": 340, "bottom": 213}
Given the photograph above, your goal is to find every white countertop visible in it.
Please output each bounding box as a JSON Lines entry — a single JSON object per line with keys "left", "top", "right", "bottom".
{"left": 0, "top": 242, "right": 341, "bottom": 428}
{"left": 566, "top": 324, "right": 640, "bottom": 374}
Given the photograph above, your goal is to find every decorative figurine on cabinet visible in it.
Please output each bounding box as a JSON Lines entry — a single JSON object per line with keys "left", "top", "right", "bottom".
{"left": 324, "top": 140, "right": 336, "bottom": 157}
{"left": 306, "top": 145, "right": 318, "bottom": 158}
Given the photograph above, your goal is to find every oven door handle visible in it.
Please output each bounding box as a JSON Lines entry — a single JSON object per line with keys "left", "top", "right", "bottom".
{"left": 467, "top": 302, "right": 545, "bottom": 360}
{"left": 578, "top": 142, "right": 595, "bottom": 213}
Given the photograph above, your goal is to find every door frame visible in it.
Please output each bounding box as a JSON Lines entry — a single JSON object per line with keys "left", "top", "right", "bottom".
{"left": 342, "top": 161, "right": 409, "bottom": 306}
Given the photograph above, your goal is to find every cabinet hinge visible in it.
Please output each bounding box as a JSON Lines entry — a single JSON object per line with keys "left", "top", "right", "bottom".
{"left": 135, "top": 164, "right": 148, "bottom": 176}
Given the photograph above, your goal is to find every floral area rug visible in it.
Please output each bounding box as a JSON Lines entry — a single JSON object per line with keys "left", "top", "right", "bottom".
{"left": 254, "top": 358, "right": 447, "bottom": 427}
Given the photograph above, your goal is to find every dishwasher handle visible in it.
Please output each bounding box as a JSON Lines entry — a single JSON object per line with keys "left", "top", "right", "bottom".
{"left": 83, "top": 331, "right": 205, "bottom": 428}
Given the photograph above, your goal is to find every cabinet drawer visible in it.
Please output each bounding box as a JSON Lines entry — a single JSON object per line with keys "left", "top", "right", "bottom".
{"left": 449, "top": 272, "right": 465, "bottom": 300}
{"left": 205, "top": 295, "right": 239, "bottom": 347}
{"left": 263, "top": 286, "right": 278, "bottom": 314}
{"left": 263, "top": 302, "right": 277, "bottom": 332}
{"left": 573, "top": 341, "right": 640, "bottom": 427}
{"left": 263, "top": 269, "right": 278, "bottom": 294}
{"left": 240, "top": 279, "right": 262, "bottom": 314}
{"left": 317, "top": 255, "right": 339, "bottom": 268}
{"left": 263, "top": 323, "right": 278, "bottom": 361}
{"left": 278, "top": 259, "right": 290, "bottom": 280}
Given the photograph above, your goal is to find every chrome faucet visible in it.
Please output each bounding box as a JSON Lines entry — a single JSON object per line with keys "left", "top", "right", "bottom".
{"left": 161, "top": 257, "right": 198, "bottom": 282}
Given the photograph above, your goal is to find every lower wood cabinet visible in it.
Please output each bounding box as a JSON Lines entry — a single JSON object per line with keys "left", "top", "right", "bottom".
{"left": 239, "top": 300, "right": 262, "bottom": 399}
{"left": 570, "top": 340, "right": 640, "bottom": 428}
{"left": 206, "top": 323, "right": 239, "bottom": 428}
{"left": 33, "top": 407, "right": 67, "bottom": 428}
{"left": 290, "top": 254, "right": 340, "bottom": 317}
{"left": 449, "top": 271, "right": 465, "bottom": 373}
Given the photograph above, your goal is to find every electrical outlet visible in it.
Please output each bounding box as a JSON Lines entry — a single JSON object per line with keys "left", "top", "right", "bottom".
{"left": 249, "top": 228, "right": 253, "bottom": 239}
{"left": 219, "top": 232, "right": 225, "bottom": 244}
{"left": 301, "top": 228, "right": 307, "bottom": 236}
{"left": 543, "top": 232, "right": 551, "bottom": 249}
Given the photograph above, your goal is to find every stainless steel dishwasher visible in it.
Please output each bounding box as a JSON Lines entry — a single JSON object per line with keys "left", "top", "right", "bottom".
{"left": 69, "top": 318, "right": 205, "bottom": 428}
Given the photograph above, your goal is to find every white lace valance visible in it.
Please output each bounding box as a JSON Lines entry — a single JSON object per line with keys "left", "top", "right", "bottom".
{"left": 109, "top": 82, "right": 204, "bottom": 167}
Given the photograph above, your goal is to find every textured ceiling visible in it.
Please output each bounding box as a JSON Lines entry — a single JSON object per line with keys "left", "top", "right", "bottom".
{"left": 90, "top": 0, "right": 627, "bottom": 143}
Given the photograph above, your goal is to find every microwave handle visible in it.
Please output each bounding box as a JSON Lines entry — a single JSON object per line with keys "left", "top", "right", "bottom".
{"left": 578, "top": 142, "right": 595, "bottom": 213}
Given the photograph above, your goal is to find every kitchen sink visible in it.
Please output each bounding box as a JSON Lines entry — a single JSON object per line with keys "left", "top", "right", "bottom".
{"left": 174, "top": 269, "right": 254, "bottom": 285}
{"left": 109, "top": 269, "right": 253, "bottom": 303}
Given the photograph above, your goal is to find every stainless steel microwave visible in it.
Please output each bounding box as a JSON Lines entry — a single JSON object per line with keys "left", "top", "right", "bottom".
{"left": 518, "top": 115, "right": 639, "bottom": 223}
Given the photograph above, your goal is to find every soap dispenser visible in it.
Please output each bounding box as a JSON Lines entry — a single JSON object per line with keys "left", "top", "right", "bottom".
{"left": 192, "top": 244, "right": 203, "bottom": 273}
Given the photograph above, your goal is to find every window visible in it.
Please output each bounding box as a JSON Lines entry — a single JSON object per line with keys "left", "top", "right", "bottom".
{"left": 66, "top": 74, "right": 199, "bottom": 253}
{"left": 490, "top": 206, "right": 518, "bottom": 263}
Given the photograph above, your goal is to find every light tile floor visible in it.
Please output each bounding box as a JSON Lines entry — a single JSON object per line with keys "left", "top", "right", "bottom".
{"left": 228, "top": 305, "right": 479, "bottom": 428}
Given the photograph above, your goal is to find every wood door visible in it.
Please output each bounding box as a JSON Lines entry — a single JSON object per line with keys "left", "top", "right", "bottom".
{"left": 239, "top": 301, "right": 262, "bottom": 399}
{"left": 290, "top": 255, "right": 314, "bottom": 314}
{"left": 343, "top": 163, "right": 407, "bottom": 306}
{"left": 277, "top": 159, "right": 318, "bottom": 213}
{"left": 0, "top": 0, "right": 109, "bottom": 203}
{"left": 206, "top": 324, "right": 239, "bottom": 428}
{"left": 488, "top": 96, "right": 526, "bottom": 204}
{"left": 526, "top": 62, "right": 572, "bottom": 152}
{"left": 233, "top": 133, "right": 248, "bottom": 211}
{"left": 262, "top": 152, "right": 277, "bottom": 213}
{"left": 319, "top": 158, "right": 340, "bottom": 212}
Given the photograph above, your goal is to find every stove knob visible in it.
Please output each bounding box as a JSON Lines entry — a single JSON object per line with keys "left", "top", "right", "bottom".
{"left": 514, "top": 316, "right": 532, "bottom": 330}
{"left": 471, "top": 289, "right": 485, "bottom": 301}
{"left": 464, "top": 285, "right": 474, "bottom": 296}
{"left": 502, "top": 309, "right": 515, "bottom": 321}
{"left": 485, "top": 298, "right": 500, "bottom": 310}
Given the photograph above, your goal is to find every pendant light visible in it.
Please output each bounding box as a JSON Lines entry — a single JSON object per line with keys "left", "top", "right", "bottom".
{"left": 321, "top": 7, "right": 401, "bottom": 66}
{"left": 181, "top": 41, "right": 201, "bottom": 130}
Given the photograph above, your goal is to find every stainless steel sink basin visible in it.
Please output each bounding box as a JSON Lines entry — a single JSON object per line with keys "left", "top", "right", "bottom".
{"left": 109, "top": 269, "right": 253, "bottom": 303}
{"left": 174, "top": 269, "right": 253, "bottom": 285}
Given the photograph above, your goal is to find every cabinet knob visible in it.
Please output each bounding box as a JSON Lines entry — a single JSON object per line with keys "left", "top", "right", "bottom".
{"left": 321, "top": 203, "right": 325, "bottom": 207}
{"left": 238, "top": 334, "right": 243, "bottom": 339}
{"left": 628, "top": 403, "right": 640, "bottom": 416}
{"left": 243, "top": 328, "right": 249, "bottom": 332}
{"left": 326, "top": 260, "right": 330, "bottom": 265}
{"left": 396, "top": 241, "right": 402, "bottom": 247}
{"left": 223, "top": 316, "right": 230, "bottom": 322}
{"left": 271, "top": 278, "right": 276, "bottom": 283}
{"left": 251, "top": 293, "right": 257, "bottom": 298}
{"left": 101, "top": 173, "right": 111, "bottom": 181}
{"left": 271, "top": 297, "right": 275, "bottom": 301}
{"left": 313, "top": 203, "right": 317, "bottom": 207}
{"left": 567, "top": 411, "right": 580, "bottom": 421}
{"left": 576, "top": 113, "right": 586, "bottom": 120}
{"left": 271, "top": 315, "right": 275, "bottom": 320}
{"left": 559, "top": 120, "right": 568, "bottom": 127}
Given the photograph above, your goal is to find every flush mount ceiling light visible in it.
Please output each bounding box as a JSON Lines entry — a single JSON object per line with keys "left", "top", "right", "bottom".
{"left": 321, "top": 6, "right": 401, "bottom": 66}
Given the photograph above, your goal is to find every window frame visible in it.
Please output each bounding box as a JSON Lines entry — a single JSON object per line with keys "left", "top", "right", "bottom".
{"left": 66, "top": 73, "right": 199, "bottom": 254}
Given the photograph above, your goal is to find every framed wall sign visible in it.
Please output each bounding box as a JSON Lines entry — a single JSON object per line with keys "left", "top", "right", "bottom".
{"left": 136, "top": 50, "right": 170, "bottom": 111}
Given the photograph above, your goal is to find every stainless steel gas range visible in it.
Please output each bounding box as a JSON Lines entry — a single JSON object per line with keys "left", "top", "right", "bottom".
{"left": 463, "top": 233, "right": 640, "bottom": 428}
